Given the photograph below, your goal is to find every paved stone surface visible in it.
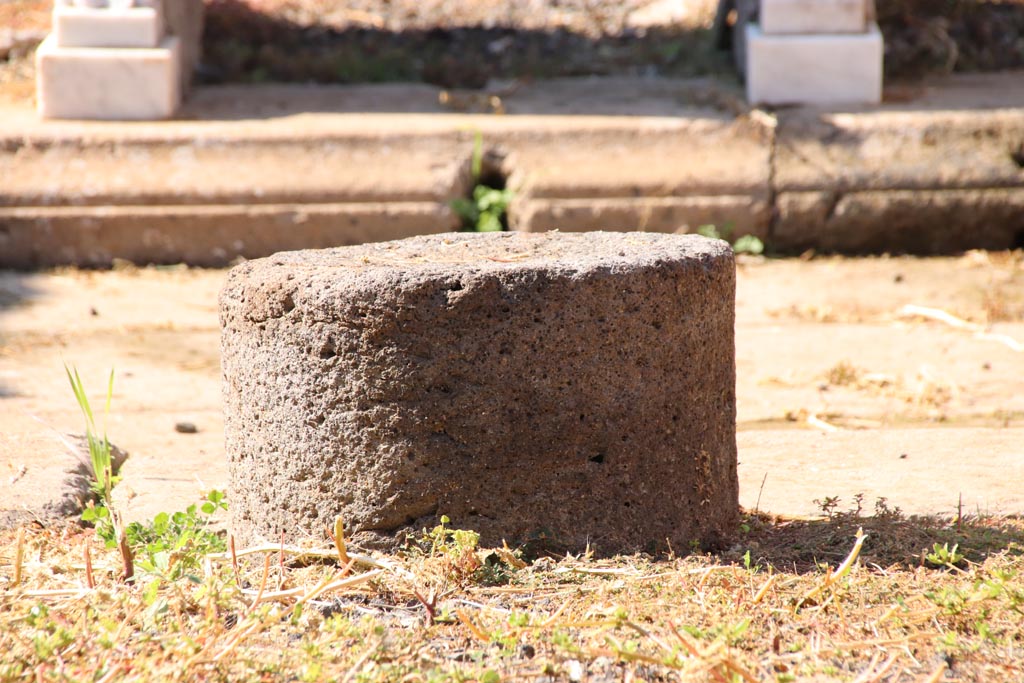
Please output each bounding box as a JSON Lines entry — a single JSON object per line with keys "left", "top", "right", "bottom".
{"left": 773, "top": 109, "right": 1024, "bottom": 193}
{"left": 0, "top": 202, "right": 459, "bottom": 268}
{"left": 2, "top": 254, "right": 1022, "bottom": 540}
{"left": 0, "top": 267, "right": 225, "bottom": 526}
{"left": 738, "top": 428, "right": 1024, "bottom": 519}
{"left": 0, "top": 425, "right": 127, "bottom": 528}
{"left": 220, "top": 232, "right": 738, "bottom": 555}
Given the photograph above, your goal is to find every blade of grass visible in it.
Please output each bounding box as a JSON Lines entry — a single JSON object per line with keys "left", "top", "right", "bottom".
{"left": 65, "top": 365, "right": 95, "bottom": 430}
{"left": 471, "top": 130, "right": 483, "bottom": 180}
{"left": 13, "top": 527, "right": 24, "bottom": 587}
{"left": 65, "top": 364, "right": 116, "bottom": 499}
{"left": 104, "top": 368, "right": 114, "bottom": 420}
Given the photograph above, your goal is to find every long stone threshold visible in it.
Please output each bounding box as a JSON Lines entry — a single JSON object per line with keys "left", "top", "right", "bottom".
{"left": 2, "top": 73, "right": 1023, "bottom": 268}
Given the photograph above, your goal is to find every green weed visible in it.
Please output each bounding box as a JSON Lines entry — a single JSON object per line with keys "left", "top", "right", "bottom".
{"left": 69, "top": 366, "right": 226, "bottom": 584}
{"left": 64, "top": 365, "right": 117, "bottom": 503}
{"left": 408, "top": 515, "right": 522, "bottom": 588}
{"left": 696, "top": 224, "right": 765, "bottom": 255}
{"left": 452, "top": 185, "right": 514, "bottom": 233}
{"left": 422, "top": 515, "right": 481, "bottom": 558}
{"left": 67, "top": 365, "right": 136, "bottom": 580}
{"left": 927, "top": 542, "right": 966, "bottom": 570}
{"left": 452, "top": 133, "right": 513, "bottom": 232}
{"left": 92, "top": 491, "right": 228, "bottom": 582}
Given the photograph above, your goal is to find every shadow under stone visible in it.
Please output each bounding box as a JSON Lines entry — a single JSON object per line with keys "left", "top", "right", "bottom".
{"left": 0, "top": 271, "right": 43, "bottom": 398}
{"left": 720, "top": 503, "right": 1024, "bottom": 574}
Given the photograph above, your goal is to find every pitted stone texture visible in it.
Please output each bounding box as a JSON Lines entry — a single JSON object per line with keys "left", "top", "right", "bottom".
{"left": 220, "top": 232, "right": 737, "bottom": 556}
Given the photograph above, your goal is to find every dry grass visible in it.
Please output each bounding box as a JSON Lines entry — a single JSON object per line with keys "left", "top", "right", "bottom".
{"left": 2, "top": 499, "right": 1023, "bottom": 682}
{"left": 0, "top": 52, "right": 35, "bottom": 107}
{"left": 767, "top": 251, "right": 1024, "bottom": 328}
{"left": 822, "top": 361, "right": 959, "bottom": 412}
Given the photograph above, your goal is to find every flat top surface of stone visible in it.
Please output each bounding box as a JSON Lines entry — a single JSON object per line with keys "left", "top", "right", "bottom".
{"left": 261, "top": 232, "right": 730, "bottom": 277}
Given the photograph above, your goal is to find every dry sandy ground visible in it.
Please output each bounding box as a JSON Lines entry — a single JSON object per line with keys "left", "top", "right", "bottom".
{"left": 1, "top": 251, "right": 1022, "bottom": 530}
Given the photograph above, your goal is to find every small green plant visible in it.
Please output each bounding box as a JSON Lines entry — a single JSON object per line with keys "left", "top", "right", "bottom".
{"left": 926, "top": 542, "right": 966, "bottom": 570}
{"left": 452, "top": 185, "right": 514, "bottom": 233}
{"left": 696, "top": 224, "right": 765, "bottom": 256}
{"left": 69, "top": 366, "right": 228, "bottom": 583}
{"left": 926, "top": 585, "right": 968, "bottom": 614}
{"left": 410, "top": 515, "right": 521, "bottom": 587}
{"left": 980, "top": 568, "right": 1024, "bottom": 615}
{"left": 741, "top": 549, "right": 763, "bottom": 574}
{"left": 128, "top": 490, "right": 228, "bottom": 581}
{"left": 65, "top": 365, "right": 118, "bottom": 503}
{"left": 84, "top": 491, "right": 227, "bottom": 583}
{"left": 423, "top": 515, "right": 481, "bottom": 557}
{"left": 67, "top": 365, "right": 134, "bottom": 580}
{"left": 451, "top": 132, "right": 513, "bottom": 232}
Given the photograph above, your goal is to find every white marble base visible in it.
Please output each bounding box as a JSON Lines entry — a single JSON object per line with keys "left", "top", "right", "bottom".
{"left": 760, "top": 0, "right": 867, "bottom": 34}
{"left": 54, "top": 5, "right": 165, "bottom": 48}
{"left": 36, "top": 35, "right": 181, "bottom": 120}
{"left": 746, "top": 23, "right": 883, "bottom": 105}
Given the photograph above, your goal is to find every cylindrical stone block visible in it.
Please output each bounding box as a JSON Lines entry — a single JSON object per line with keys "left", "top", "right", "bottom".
{"left": 220, "top": 232, "right": 737, "bottom": 555}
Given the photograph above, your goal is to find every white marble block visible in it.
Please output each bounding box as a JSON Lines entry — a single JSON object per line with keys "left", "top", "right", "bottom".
{"left": 746, "top": 23, "right": 883, "bottom": 105}
{"left": 36, "top": 35, "right": 181, "bottom": 119}
{"left": 54, "top": 4, "right": 165, "bottom": 48}
{"left": 760, "top": 0, "right": 867, "bottom": 34}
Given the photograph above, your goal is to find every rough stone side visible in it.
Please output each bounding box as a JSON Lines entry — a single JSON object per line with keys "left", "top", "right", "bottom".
{"left": 220, "top": 232, "right": 737, "bottom": 556}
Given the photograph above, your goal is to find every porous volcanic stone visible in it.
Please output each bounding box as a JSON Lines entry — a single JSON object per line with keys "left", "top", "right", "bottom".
{"left": 220, "top": 232, "right": 737, "bottom": 555}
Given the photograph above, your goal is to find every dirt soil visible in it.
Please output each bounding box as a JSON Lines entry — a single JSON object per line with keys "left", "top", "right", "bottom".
{"left": 1, "top": 251, "right": 1022, "bottom": 530}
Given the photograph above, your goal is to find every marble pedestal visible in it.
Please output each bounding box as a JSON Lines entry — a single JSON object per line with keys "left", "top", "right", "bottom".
{"left": 53, "top": 5, "right": 164, "bottom": 48}
{"left": 745, "top": 23, "right": 883, "bottom": 105}
{"left": 36, "top": 35, "right": 181, "bottom": 119}
{"left": 760, "top": 0, "right": 867, "bottom": 34}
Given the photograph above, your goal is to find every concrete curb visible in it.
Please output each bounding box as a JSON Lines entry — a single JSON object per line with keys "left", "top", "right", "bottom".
{"left": 1, "top": 74, "right": 1023, "bottom": 267}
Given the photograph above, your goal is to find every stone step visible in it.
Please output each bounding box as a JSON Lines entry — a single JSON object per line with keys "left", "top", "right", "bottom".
{"left": 0, "top": 202, "right": 459, "bottom": 269}
{"left": 511, "top": 195, "right": 770, "bottom": 239}
{"left": 2, "top": 76, "right": 1024, "bottom": 265}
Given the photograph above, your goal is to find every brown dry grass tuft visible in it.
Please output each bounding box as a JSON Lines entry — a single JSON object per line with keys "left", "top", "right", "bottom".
{"left": 2, "top": 498, "right": 1023, "bottom": 682}
{"left": 821, "top": 361, "right": 961, "bottom": 418}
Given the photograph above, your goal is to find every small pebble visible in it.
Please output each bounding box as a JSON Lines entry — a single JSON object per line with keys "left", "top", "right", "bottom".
{"left": 175, "top": 421, "right": 198, "bottom": 434}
